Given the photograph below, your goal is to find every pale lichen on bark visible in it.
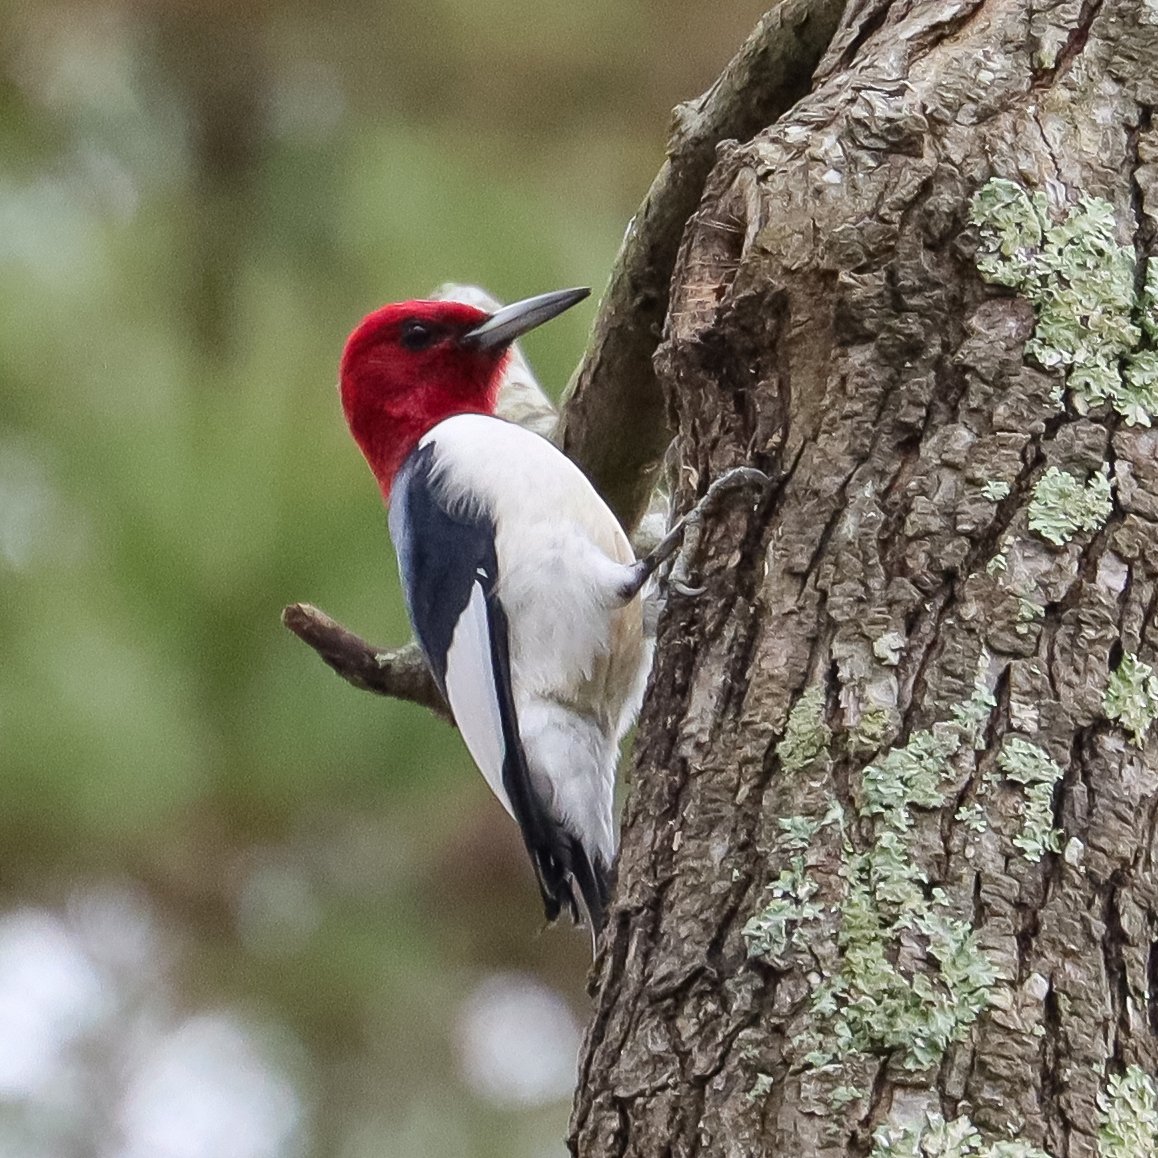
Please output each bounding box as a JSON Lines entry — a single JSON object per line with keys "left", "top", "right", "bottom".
{"left": 1102, "top": 651, "right": 1158, "bottom": 746}
{"left": 867, "top": 1062, "right": 1158, "bottom": 1155}
{"left": 871, "top": 1109, "right": 1054, "bottom": 1156}
{"left": 971, "top": 181, "right": 1158, "bottom": 425}
{"left": 773, "top": 684, "right": 832, "bottom": 773}
{"left": 1096, "top": 1065, "right": 1158, "bottom": 1157}
{"left": 994, "top": 738, "right": 1065, "bottom": 861}
{"left": 768, "top": 661, "right": 1001, "bottom": 1100}
{"left": 1027, "top": 466, "right": 1114, "bottom": 546}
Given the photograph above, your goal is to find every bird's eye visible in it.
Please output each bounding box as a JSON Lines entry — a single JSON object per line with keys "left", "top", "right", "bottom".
{"left": 400, "top": 319, "right": 436, "bottom": 350}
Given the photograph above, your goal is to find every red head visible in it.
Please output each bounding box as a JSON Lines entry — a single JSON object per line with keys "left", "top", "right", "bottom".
{"left": 339, "top": 287, "right": 589, "bottom": 498}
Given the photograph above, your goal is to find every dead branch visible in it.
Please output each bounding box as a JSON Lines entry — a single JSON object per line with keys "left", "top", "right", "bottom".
{"left": 281, "top": 603, "right": 451, "bottom": 722}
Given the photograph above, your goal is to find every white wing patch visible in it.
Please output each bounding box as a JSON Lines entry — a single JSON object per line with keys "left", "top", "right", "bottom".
{"left": 444, "top": 579, "right": 515, "bottom": 821}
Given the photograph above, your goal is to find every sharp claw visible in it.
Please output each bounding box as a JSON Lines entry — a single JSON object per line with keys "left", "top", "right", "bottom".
{"left": 708, "top": 466, "right": 770, "bottom": 497}
{"left": 646, "top": 464, "right": 769, "bottom": 599}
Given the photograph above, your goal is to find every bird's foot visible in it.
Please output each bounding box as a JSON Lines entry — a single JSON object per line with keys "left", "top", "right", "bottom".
{"left": 624, "top": 466, "right": 768, "bottom": 600}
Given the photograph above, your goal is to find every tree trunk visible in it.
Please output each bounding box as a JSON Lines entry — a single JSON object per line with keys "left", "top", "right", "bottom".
{"left": 573, "top": 0, "right": 1158, "bottom": 1154}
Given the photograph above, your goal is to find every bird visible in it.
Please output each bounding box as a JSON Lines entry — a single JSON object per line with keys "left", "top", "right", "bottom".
{"left": 338, "top": 287, "right": 655, "bottom": 942}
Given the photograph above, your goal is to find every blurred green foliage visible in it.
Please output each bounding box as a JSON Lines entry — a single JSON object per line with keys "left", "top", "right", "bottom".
{"left": 0, "top": 2, "right": 768, "bottom": 1154}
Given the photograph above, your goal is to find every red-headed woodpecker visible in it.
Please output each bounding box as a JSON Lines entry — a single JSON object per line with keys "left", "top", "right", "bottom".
{"left": 339, "top": 288, "right": 654, "bottom": 940}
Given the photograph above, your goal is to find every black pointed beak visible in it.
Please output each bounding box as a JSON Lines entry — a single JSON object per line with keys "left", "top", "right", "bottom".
{"left": 461, "top": 287, "right": 590, "bottom": 350}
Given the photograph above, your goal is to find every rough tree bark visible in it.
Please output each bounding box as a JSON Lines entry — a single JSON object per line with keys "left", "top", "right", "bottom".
{"left": 573, "top": 0, "right": 1158, "bottom": 1156}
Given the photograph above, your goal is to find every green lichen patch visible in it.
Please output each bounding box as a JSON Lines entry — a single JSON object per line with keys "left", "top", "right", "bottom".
{"left": 981, "top": 480, "right": 1011, "bottom": 501}
{"left": 858, "top": 662, "right": 993, "bottom": 827}
{"left": 814, "top": 872, "right": 996, "bottom": 1072}
{"left": 860, "top": 729, "right": 960, "bottom": 829}
{"left": 871, "top": 1110, "right": 1054, "bottom": 1157}
{"left": 747, "top": 1072, "right": 775, "bottom": 1102}
{"left": 1119, "top": 350, "right": 1158, "bottom": 426}
{"left": 1029, "top": 196, "right": 1138, "bottom": 402}
{"left": 970, "top": 179, "right": 1049, "bottom": 289}
{"left": 776, "top": 684, "right": 832, "bottom": 773}
{"left": 1027, "top": 466, "right": 1112, "bottom": 546}
{"left": 953, "top": 672, "right": 998, "bottom": 748}
{"left": 1015, "top": 594, "right": 1045, "bottom": 635}
{"left": 752, "top": 658, "right": 1000, "bottom": 1085}
{"left": 955, "top": 801, "right": 988, "bottom": 832}
{"left": 971, "top": 181, "right": 1158, "bottom": 425}
{"left": 1103, "top": 651, "right": 1158, "bottom": 747}
{"left": 802, "top": 656, "right": 998, "bottom": 1074}
{"left": 779, "top": 813, "right": 823, "bottom": 851}
{"left": 1142, "top": 259, "right": 1158, "bottom": 342}
{"left": 858, "top": 866, "right": 1157, "bottom": 1158}
{"left": 745, "top": 805, "right": 844, "bottom": 962}
{"left": 830, "top": 1083, "right": 866, "bottom": 1109}
{"left": 742, "top": 856, "right": 824, "bottom": 962}
{"left": 1097, "top": 1065, "right": 1158, "bottom": 1158}
{"left": 850, "top": 705, "right": 894, "bottom": 755}
{"left": 997, "top": 737, "right": 1065, "bottom": 861}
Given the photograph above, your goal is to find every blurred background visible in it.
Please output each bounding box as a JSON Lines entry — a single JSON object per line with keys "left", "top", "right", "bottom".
{"left": 0, "top": 2, "right": 768, "bottom": 1155}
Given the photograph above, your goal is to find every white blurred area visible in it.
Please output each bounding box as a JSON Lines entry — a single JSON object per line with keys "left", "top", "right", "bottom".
{"left": 0, "top": 887, "right": 582, "bottom": 1157}
{"left": 455, "top": 973, "right": 582, "bottom": 1109}
{"left": 0, "top": 886, "right": 304, "bottom": 1158}
{"left": 0, "top": 439, "right": 73, "bottom": 574}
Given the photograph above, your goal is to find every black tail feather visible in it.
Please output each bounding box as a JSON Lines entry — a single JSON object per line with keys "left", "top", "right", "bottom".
{"left": 566, "top": 838, "right": 609, "bottom": 939}
{"left": 482, "top": 581, "right": 612, "bottom": 948}
{"left": 527, "top": 832, "right": 610, "bottom": 945}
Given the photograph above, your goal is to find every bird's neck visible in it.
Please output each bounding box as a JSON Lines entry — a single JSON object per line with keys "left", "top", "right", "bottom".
{"left": 349, "top": 397, "right": 497, "bottom": 501}
{"left": 341, "top": 355, "right": 507, "bottom": 500}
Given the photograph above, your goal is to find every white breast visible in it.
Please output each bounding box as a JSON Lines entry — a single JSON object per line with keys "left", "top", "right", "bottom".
{"left": 420, "top": 414, "right": 646, "bottom": 731}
